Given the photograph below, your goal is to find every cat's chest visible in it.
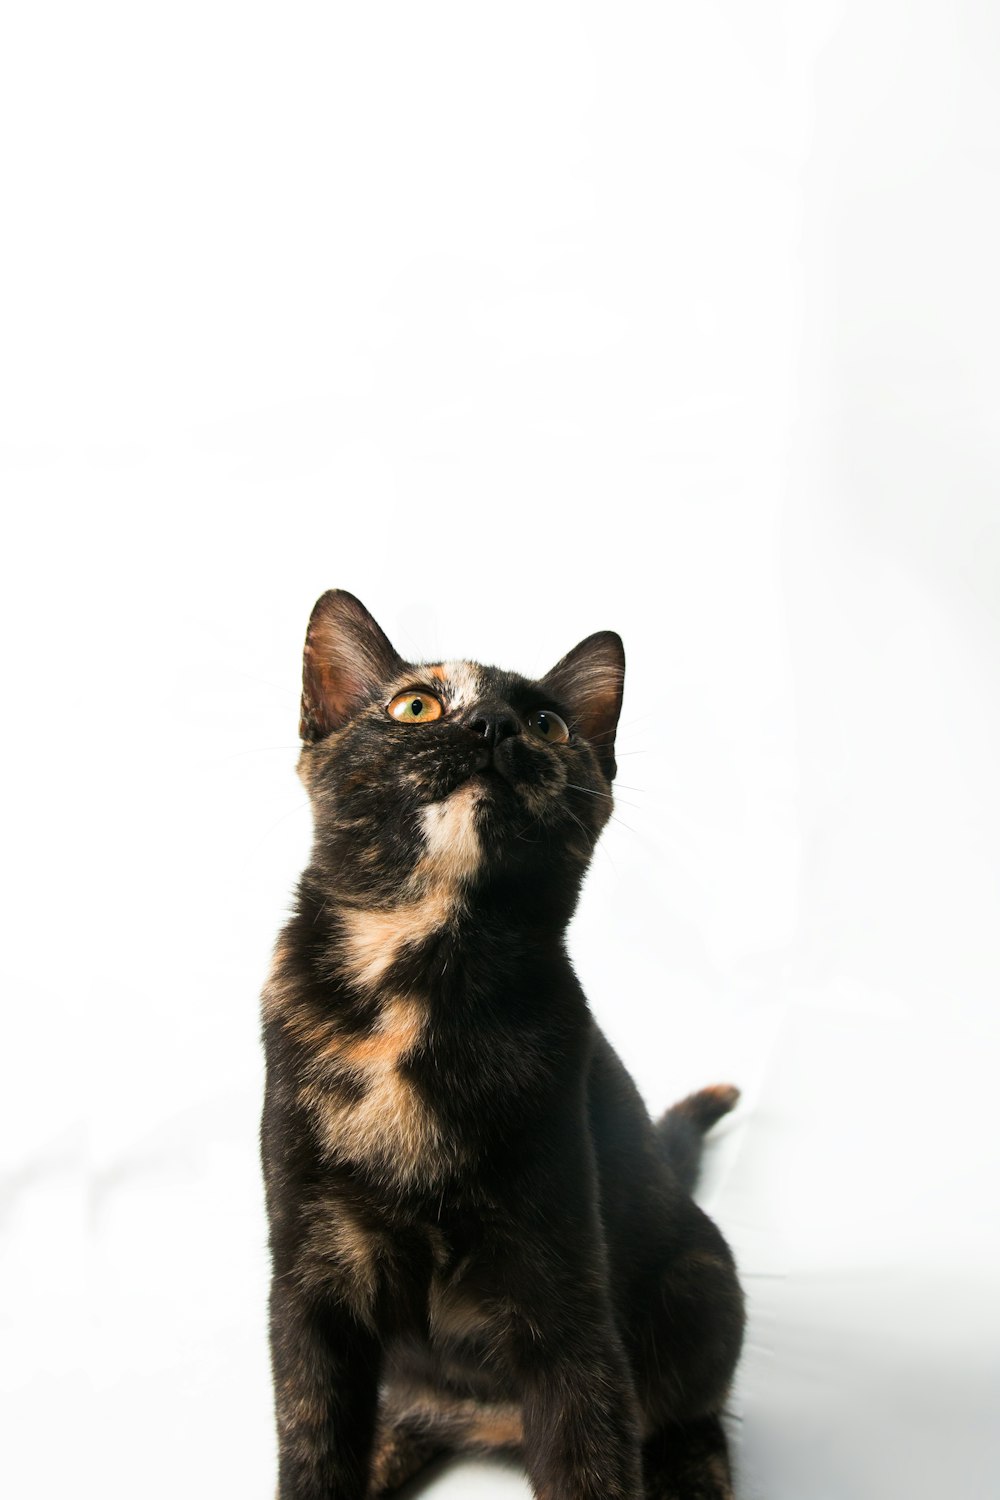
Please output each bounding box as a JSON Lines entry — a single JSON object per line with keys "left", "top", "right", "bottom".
{"left": 265, "top": 901, "right": 554, "bottom": 1189}
{"left": 296, "top": 992, "right": 455, "bottom": 1186}
{"left": 295, "top": 989, "right": 534, "bottom": 1193}
{"left": 415, "top": 1216, "right": 510, "bottom": 1355}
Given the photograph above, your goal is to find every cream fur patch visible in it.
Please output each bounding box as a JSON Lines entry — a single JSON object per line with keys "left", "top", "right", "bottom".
{"left": 433, "top": 659, "right": 483, "bottom": 712}
{"left": 418, "top": 778, "right": 484, "bottom": 888}
{"left": 335, "top": 779, "right": 483, "bottom": 992}
{"left": 338, "top": 892, "right": 453, "bottom": 990}
{"left": 300, "top": 995, "right": 454, "bottom": 1185}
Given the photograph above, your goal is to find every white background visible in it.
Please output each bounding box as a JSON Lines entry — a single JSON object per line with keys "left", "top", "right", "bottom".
{"left": 3, "top": 4, "right": 999, "bottom": 1497}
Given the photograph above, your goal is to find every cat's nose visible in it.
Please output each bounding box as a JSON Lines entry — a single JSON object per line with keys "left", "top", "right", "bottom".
{"left": 469, "top": 706, "right": 521, "bottom": 748}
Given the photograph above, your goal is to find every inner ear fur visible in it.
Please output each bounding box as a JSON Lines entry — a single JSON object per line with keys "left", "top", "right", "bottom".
{"left": 300, "top": 590, "right": 405, "bottom": 741}
{"left": 541, "top": 630, "right": 625, "bottom": 779}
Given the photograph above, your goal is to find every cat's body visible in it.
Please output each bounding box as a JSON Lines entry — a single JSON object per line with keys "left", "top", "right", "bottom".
{"left": 261, "top": 591, "right": 745, "bottom": 1500}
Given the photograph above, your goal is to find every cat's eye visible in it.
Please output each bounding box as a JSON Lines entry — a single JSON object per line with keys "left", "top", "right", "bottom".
{"left": 387, "top": 691, "right": 444, "bottom": 724}
{"left": 525, "top": 709, "right": 570, "bottom": 745}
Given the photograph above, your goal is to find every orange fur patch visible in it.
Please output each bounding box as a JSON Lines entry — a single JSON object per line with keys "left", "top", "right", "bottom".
{"left": 299, "top": 996, "right": 454, "bottom": 1184}
{"left": 338, "top": 893, "right": 453, "bottom": 990}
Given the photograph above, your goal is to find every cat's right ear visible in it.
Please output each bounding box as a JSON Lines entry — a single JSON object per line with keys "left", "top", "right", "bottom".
{"left": 300, "top": 590, "right": 405, "bottom": 741}
{"left": 540, "top": 630, "right": 625, "bottom": 780}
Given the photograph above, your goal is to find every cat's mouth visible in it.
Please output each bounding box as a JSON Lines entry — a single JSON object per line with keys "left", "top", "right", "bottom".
{"left": 462, "top": 762, "right": 525, "bottom": 806}
{"left": 466, "top": 753, "right": 547, "bottom": 808}
{"left": 469, "top": 763, "right": 510, "bottom": 789}
{"left": 469, "top": 737, "right": 528, "bottom": 792}
{"left": 468, "top": 742, "right": 511, "bottom": 785}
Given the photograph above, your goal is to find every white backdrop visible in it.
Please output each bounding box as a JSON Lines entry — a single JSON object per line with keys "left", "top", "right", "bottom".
{"left": 3, "top": 4, "right": 999, "bottom": 1498}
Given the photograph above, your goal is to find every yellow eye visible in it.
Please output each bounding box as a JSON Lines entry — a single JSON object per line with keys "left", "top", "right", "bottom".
{"left": 387, "top": 691, "right": 444, "bottom": 724}
{"left": 525, "top": 709, "right": 570, "bottom": 744}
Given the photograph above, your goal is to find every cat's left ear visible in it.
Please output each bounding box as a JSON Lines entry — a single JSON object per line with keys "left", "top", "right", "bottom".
{"left": 540, "top": 631, "right": 625, "bottom": 780}
{"left": 300, "top": 590, "right": 405, "bottom": 741}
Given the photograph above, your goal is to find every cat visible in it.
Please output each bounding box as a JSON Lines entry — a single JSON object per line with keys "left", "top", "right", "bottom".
{"left": 261, "top": 589, "right": 745, "bottom": 1500}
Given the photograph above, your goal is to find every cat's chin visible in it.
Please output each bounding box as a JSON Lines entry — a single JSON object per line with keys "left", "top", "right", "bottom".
{"left": 465, "top": 765, "right": 512, "bottom": 797}
{"left": 469, "top": 764, "right": 505, "bottom": 783}
{"left": 468, "top": 758, "right": 532, "bottom": 792}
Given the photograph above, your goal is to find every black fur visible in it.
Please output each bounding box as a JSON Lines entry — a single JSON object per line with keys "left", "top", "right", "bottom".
{"left": 261, "top": 591, "right": 745, "bottom": 1500}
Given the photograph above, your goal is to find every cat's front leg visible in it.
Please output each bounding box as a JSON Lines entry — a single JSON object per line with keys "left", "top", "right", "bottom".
{"left": 269, "top": 1274, "right": 381, "bottom": 1500}
{"left": 516, "top": 1293, "right": 643, "bottom": 1500}
{"left": 494, "top": 1204, "right": 643, "bottom": 1500}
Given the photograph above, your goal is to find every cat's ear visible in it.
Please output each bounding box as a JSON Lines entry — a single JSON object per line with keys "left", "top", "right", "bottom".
{"left": 300, "top": 590, "right": 405, "bottom": 741}
{"left": 540, "top": 631, "right": 625, "bottom": 779}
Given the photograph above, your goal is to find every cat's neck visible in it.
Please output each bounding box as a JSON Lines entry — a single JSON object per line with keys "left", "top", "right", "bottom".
{"left": 307, "top": 862, "right": 581, "bottom": 999}
{"left": 329, "top": 864, "right": 578, "bottom": 978}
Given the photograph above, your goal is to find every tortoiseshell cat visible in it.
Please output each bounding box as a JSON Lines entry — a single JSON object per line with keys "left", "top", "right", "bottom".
{"left": 261, "top": 590, "right": 745, "bottom": 1500}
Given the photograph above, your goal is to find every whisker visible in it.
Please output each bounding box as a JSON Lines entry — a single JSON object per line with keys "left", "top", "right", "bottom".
{"left": 608, "top": 812, "right": 639, "bottom": 837}
{"left": 564, "top": 782, "right": 640, "bottom": 812}
{"left": 562, "top": 803, "right": 600, "bottom": 853}
{"left": 247, "top": 798, "right": 312, "bottom": 857}
{"left": 207, "top": 744, "right": 303, "bottom": 764}
{"left": 584, "top": 714, "right": 655, "bottom": 743}
{"left": 591, "top": 821, "right": 617, "bottom": 872}
{"left": 566, "top": 780, "right": 646, "bottom": 800}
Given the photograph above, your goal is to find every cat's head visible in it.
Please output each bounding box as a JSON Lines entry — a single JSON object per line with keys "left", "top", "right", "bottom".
{"left": 297, "top": 590, "right": 624, "bottom": 907}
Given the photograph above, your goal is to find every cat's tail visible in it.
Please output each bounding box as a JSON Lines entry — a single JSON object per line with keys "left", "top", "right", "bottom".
{"left": 656, "top": 1084, "right": 740, "bottom": 1194}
